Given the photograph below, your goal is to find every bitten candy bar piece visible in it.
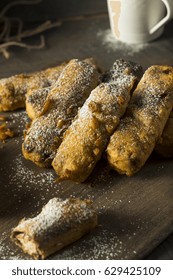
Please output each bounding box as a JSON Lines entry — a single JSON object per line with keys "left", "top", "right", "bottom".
{"left": 107, "top": 65, "right": 173, "bottom": 176}
{"left": 11, "top": 197, "right": 97, "bottom": 260}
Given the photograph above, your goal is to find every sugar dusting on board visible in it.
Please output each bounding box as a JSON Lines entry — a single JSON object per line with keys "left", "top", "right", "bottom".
{"left": 97, "top": 29, "right": 148, "bottom": 56}
{"left": 0, "top": 110, "right": 60, "bottom": 210}
{"left": 0, "top": 232, "right": 22, "bottom": 260}
{"left": 49, "top": 228, "right": 137, "bottom": 260}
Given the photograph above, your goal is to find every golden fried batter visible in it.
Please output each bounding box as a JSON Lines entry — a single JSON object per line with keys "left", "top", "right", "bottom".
{"left": 107, "top": 65, "right": 173, "bottom": 176}
{"left": 25, "top": 58, "right": 101, "bottom": 120}
{"left": 155, "top": 110, "right": 173, "bottom": 158}
{"left": 52, "top": 59, "right": 143, "bottom": 182}
{"left": 0, "top": 123, "right": 14, "bottom": 141}
{"left": 0, "top": 63, "right": 66, "bottom": 112}
{"left": 26, "top": 87, "right": 52, "bottom": 120}
{"left": 22, "top": 59, "right": 99, "bottom": 167}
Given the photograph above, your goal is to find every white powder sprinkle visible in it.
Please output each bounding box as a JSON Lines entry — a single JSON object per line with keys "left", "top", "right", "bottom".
{"left": 50, "top": 229, "right": 130, "bottom": 260}
{"left": 0, "top": 233, "right": 22, "bottom": 260}
{"left": 97, "top": 29, "right": 148, "bottom": 56}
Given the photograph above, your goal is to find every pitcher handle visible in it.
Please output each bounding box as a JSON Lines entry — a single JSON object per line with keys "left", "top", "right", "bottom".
{"left": 150, "top": 0, "right": 172, "bottom": 34}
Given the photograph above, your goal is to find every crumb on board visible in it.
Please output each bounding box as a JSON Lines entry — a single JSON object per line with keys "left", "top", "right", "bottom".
{"left": 0, "top": 123, "right": 14, "bottom": 141}
{"left": 0, "top": 115, "right": 7, "bottom": 121}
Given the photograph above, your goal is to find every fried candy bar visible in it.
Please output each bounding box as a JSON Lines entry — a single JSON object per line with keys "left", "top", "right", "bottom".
{"left": 155, "top": 110, "right": 173, "bottom": 158}
{"left": 22, "top": 59, "right": 99, "bottom": 167}
{"left": 25, "top": 58, "right": 101, "bottom": 120}
{"left": 0, "top": 63, "right": 66, "bottom": 112}
{"left": 52, "top": 59, "right": 143, "bottom": 182}
{"left": 107, "top": 65, "right": 173, "bottom": 176}
{"left": 11, "top": 197, "right": 97, "bottom": 260}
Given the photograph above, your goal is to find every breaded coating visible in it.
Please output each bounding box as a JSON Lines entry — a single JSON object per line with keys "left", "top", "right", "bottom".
{"left": 0, "top": 123, "right": 14, "bottom": 141}
{"left": 107, "top": 65, "right": 173, "bottom": 176}
{"left": 155, "top": 110, "right": 173, "bottom": 158}
{"left": 0, "top": 63, "right": 66, "bottom": 112}
{"left": 25, "top": 58, "right": 101, "bottom": 120}
{"left": 22, "top": 59, "right": 99, "bottom": 167}
{"left": 52, "top": 59, "right": 143, "bottom": 182}
{"left": 11, "top": 197, "right": 97, "bottom": 260}
{"left": 26, "top": 87, "right": 52, "bottom": 120}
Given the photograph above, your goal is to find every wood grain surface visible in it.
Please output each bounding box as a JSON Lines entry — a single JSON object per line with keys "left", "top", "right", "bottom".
{"left": 0, "top": 0, "right": 173, "bottom": 260}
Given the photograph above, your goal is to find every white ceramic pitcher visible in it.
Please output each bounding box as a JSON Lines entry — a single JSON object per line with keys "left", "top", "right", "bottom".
{"left": 107, "top": 0, "right": 173, "bottom": 44}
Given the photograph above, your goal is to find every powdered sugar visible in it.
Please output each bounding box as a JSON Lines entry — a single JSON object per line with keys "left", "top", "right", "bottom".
{"left": 50, "top": 228, "right": 136, "bottom": 260}
{"left": 14, "top": 198, "right": 96, "bottom": 238}
{"left": 0, "top": 233, "right": 21, "bottom": 260}
{"left": 97, "top": 29, "right": 148, "bottom": 56}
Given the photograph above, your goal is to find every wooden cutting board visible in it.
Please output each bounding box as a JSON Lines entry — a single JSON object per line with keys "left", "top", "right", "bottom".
{"left": 0, "top": 109, "right": 173, "bottom": 260}
{"left": 0, "top": 0, "right": 173, "bottom": 259}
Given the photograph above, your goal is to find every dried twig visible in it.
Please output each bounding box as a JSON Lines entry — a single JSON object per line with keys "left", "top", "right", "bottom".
{"left": 0, "top": 0, "right": 58, "bottom": 58}
{"left": 0, "top": 35, "right": 45, "bottom": 59}
{"left": 0, "top": 48, "right": 10, "bottom": 59}
{"left": 0, "top": 34, "right": 45, "bottom": 49}
{"left": 8, "top": 20, "right": 62, "bottom": 41}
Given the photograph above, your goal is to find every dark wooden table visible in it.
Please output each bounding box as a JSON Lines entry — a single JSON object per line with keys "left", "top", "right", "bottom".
{"left": 0, "top": 0, "right": 173, "bottom": 260}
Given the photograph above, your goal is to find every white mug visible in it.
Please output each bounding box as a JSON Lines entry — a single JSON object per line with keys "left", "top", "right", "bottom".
{"left": 107, "top": 0, "right": 173, "bottom": 44}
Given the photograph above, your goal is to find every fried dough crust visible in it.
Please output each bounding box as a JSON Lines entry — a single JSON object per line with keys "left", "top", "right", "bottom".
{"left": 107, "top": 65, "right": 173, "bottom": 175}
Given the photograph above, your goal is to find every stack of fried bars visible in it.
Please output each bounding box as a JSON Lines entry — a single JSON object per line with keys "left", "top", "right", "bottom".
{"left": 1, "top": 58, "right": 173, "bottom": 181}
